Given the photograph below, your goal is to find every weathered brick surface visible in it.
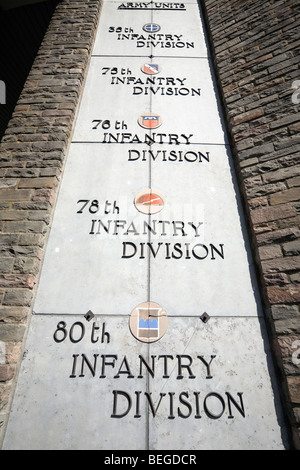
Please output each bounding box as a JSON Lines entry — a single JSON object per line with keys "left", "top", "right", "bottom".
{"left": 0, "top": 0, "right": 103, "bottom": 447}
{"left": 203, "top": 0, "right": 300, "bottom": 449}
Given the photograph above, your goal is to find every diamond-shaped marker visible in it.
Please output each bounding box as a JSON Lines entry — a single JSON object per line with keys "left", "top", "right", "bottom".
{"left": 84, "top": 310, "right": 95, "bottom": 322}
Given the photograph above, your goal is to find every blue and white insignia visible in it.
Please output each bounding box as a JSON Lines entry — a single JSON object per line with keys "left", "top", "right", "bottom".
{"left": 143, "top": 23, "right": 161, "bottom": 33}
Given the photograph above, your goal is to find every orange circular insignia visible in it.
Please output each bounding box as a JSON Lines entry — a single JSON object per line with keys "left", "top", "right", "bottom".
{"left": 134, "top": 189, "right": 165, "bottom": 215}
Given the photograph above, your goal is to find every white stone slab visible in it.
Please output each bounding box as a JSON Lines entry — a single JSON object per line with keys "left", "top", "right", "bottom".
{"left": 92, "top": 2, "right": 208, "bottom": 58}
{"left": 3, "top": 315, "right": 288, "bottom": 450}
{"left": 72, "top": 57, "right": 149, "bottom": 143}
{"left": 147, "top": 316, "right": 288, "bottom": 450}
{"left": 34, "top": 141, "right": 259, "bottom": 318}
{"left": 3, "top": 315, "right": 148, "bottom": 450}
{"left": 72, "top": 56, "right": 226, "bottom": 144}
{"left": 148, "top": 144, "right": 261, "bottom": 316}
{"left": 34, "top": 143, "right": 150, "bottom": 315}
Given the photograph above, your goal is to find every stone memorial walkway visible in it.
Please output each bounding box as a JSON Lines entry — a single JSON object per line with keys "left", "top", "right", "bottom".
{"left": 3, "top": 1, "right": 288, "bottom": 450}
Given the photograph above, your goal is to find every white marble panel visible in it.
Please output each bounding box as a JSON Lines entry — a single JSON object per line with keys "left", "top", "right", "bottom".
{"left": 72, "top": 56, "right": 226, "bottom": 144}
{"left": 92, "top": 2, "right": 208, "bottom": 58}
{"left": 148, "top": 144, "right": 261, "bottom": 317}
{"left": 34, "top": 144, "right": 150, "bottom": 315}
{"left": 92, "top": 2, "right": 152, "bottom": 57}
{"left": 3, "top": 315, "right": 288, "bottom": 450}
{"left": 3, "top": 315, "right": 148, "bottom": 450}
{"left": 147, "top": 316, "right": 288, "bottom": 450}
{"left": 72, "top": 57, "right": 150, "bottom": 143}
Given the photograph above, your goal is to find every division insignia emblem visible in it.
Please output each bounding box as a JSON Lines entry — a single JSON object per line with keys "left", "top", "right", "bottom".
{"left": 134, "top": 189, "right": 165, "bottom": 214}
{"left": 138, "top": 113, "right": 162, "bottom": 129}
{"left": 142, "top": 23, "right": 161, "bottom": 33}
{"left": 141, "top": 63, "right": 161, "bottom": 75}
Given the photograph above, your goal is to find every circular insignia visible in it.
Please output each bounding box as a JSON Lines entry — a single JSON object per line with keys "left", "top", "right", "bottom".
{"left": 134, "top": 189, "right": 165, "bottom": 215}
{"left": 129, "top": 301, "right": 168, "bottom": 343}
{"left": 141, "top": 63, "right": 161, "bottom": 75}
{"left": 138, "top": 113, "right": 162, "bottom": 129}
{"left": 143, "top": 23, "right": 161, "bottom": 33}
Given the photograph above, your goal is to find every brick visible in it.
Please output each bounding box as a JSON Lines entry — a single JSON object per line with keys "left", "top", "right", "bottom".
{"left": 277, "top": 334, "right": 300, "bottom": 357}
{"left": 287, "top": 377, "right": 300, "bottom": 404}
{"left": 274, "top": 317, "right": 300, "bottom": 335}
{"left": 258, "top": 244, "right": 282, "bottom": 260}
{"left": 256, "top": 227, "right": 300, "bottom": 245}
{"left": 269, "top": 188, "right": 300, "bottom": 206}
{"left": 31, "top": 142, "right": 65, "bottom": 152}
{"left": 0, "top": 324, "right": 26, "bottom": 342}
{"left": 271, "top": 305, "right": 299, "bottom": 320}
{"left": 14, "top": 257, "right": 41, "bottom": 275}
{"left": 202, "top": 0, "right": 300, "bottom": 450}
{"left": 267, "top": 286, "right": 300, "bottom": 304}
{"left": 239, "top": 142, "right": 274, "bottom": 161}
{"left": 0, "top": 385, "right": 11, "bottom": 412}
{"left": 232, "top": 107, "right": 264, "bottom": 125}
{"left": 251, "top": 204, "right": 296, "bottom": 225}
{"left": 0, "top": 258, "right": 14, "bottom": 274}
{"left": 289, "top": 122, "right": 300, "bottom": 135}
{"left": 18, "top": 177, "right": 56, "bottom": 189}
{"left": 0, "top": 306, "right": 30, "bottom": 324}
{"left": 293, "top": 408, "right": 300, "bottom": 425}
{"left": 5, "top": 221, "right": 47, "bottom": 234}
{"left": 283, "top": 240, "right": 300, "bottom": 256}
{"left": 41, "top": 109, "right": 73, "bottom": 117}
{"left": 288, "top": 176, "right": 300, "bottom": 188}
{"left": 274, "top": 135, "right": 300, "bottom": 152}
{"left": 0, "top": 190, "right": 33, "bottom": 202}
{"left": 4, "top": 343, "right": 23, "bottom": 364}
{"left": 0, "top": 275, "right": 36, "bottom": 289}
{"left": 2, "top": 289, "right": 33, "bottom": 307}
{"left": 0, "top": 180, "right": 18, "bottom": 190}
{"left": 0, "top": 211, "right": 28, "bottom": 221}
{"left": 262, "top": 256, "right": 300, "bottom": 273}
{"left": 32, "top": 189, "right": 57, "bottom": 205}
{"left": 18, "top": 233, "right": 45, "bottom": 247}
{"left": 248, "top": 182, "right": 286, "bottom": 198}
{"left": 262, "top": 166, "right": 300, "bottom": 184}
{"left": 0, "top": 366, "right": 15, "bottom": 383}
{"left": 239, "top": 157, "right": 259, "bottom": 169}
{"left": 264, "top": 272, "right": 290, "bottom": 286}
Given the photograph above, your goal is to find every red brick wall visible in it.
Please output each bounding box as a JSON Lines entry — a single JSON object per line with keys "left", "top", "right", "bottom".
{"left": 202, "top": 0, "right": 300, "bottom": 448}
